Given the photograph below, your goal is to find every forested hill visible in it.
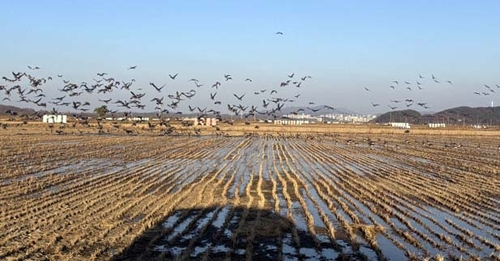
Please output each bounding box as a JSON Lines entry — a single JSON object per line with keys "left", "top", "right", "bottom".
{"left": 373, "top": 106, "right": 500, "bottom": 125}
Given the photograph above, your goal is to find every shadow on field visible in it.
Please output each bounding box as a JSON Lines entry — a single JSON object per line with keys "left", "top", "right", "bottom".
{"left": 111, "top": 206, "right": 367, "bottom": 261}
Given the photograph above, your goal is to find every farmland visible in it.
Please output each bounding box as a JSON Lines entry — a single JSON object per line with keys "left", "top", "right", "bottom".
{"left": 1, "top": 127, "right": 499, "bottom": 260}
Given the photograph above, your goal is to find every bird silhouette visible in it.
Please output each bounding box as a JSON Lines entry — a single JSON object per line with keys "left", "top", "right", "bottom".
{"left": 275, "top": 31, "right": 283, "bottom": 35}
{"left": 169, "top": 73, "right": 178, "bottom": 80}
{"left": 150, "top": 82, "right": 165, "bottom": 92}
{"left": 212, "top": 82, "right": 221, "bottom": 89}
{"left": 307, "top": 107, "right": 321, "bottom": 112}
{"left": 128, "top": 66, "right": 137, "bottom": 70}
{"left": 233, "top": 93, "right": 245, "bottom": 101}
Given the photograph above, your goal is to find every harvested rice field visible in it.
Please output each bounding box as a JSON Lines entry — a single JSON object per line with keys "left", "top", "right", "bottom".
{"left": 1, "top": 131, "right": 499, "bottom": 261}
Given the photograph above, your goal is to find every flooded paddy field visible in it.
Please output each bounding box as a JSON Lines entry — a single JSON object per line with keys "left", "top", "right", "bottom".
{"left": 0, "top": 132, "right": 499, "bottom": 260}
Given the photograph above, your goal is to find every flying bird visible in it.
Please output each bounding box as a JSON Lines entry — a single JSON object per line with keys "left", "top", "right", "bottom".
{"left": 169, "top": 73, "right": 178, "bottom": 80}
{"left": 128, "top": 65, "right": 137, "bottom": 70}
{"left": 307, "top": 107, "right": 321, "bottom": 112}
{"left": 364, "top": 87, "right": 370, "bottom": 91}
{"left": 150, "top": 82, "right": 165, "bottom": 92}
{"left": 275, "top": 31, "right": 283, "bottom": 35}
{"left": 99, "top": 98, "right": 112, "bottom": 104}
{"left": 233, "top": 93, "right": 245, "bottom": 101}
{"left": 212, "top": 82, "right": 221, "bottom": 89}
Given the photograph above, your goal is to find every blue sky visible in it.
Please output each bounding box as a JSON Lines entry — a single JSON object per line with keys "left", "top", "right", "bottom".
{"left": 1, "top": 1, "right": 500, "bottom": 114}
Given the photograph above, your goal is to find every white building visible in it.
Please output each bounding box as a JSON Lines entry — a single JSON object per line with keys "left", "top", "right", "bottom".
{"left": 42, "top": 115, "right": 67, "bottom": 124}
{"left": 205, "top": 118, "right": 217, "bottom": 126}
{"left": 130, "top": 117, "right": 149, "bottom": 121}
{"left": 389, "top": 122, "right": 410, "bottom": 129}
{"left": 274, "top": 119, "right": 310, "bottom": 125}
{"left": 182, "top": 117, "right": 217, "bottom": 126}
{"left": 428, "top": 123, "right": 446, "bottom": 128}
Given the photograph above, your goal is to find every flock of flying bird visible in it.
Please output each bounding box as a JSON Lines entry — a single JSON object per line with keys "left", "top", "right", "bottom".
{"left": 2, "top": 64, "right": 499, "bottom": 131}
{"left": 473, "top": 84, "right": 500, "bottom": 97}
{"left": 364, "top": 73, "right": 499, "bottom": 112}
{"left": 0, "top": 63, "right": 330, "bottom": 130}
{"left": 0, "top": 63, "right": 500, "bottom": 126}
{"left": 363, "top": 74, "right": 448, "bottom": 111}
{"left": 1, "top": 30, "right": 497, "bottom": 130}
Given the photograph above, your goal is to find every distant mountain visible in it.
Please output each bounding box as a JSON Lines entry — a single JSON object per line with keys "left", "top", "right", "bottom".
{"left": 373, "top": 106, "right": 500, "bottom": 125}
{"left": 279, "top": 105, "right": 359, "bottom": 116}
{"left": 373, "top": 109, "right": 422, "bottom": 124}
{"left": 0, "top": 104, "right": 36, "bottom": 116}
